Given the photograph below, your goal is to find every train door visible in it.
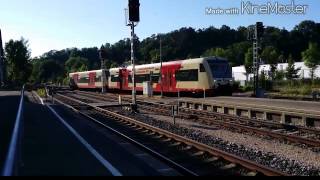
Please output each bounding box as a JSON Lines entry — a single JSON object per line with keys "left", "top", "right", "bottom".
{"left": 89, "top": 72, "right": 96, "bottom": 88}
{"left": 170, "top": 69, "right": 176, "bottom": 92}
{"left": 162, "top": 68, "right": 169, "bottom": 92}
{"left": 120, "top": 69, "right": 128, "bottom": 90}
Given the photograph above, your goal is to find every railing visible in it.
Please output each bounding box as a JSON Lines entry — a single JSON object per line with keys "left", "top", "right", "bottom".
{"left": 1, "top": 86, "right": 25, "bottom": 176}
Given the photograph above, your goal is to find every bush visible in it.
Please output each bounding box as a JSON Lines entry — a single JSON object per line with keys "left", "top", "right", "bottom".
{"left": 37, "top": 88, "right": 47, "bottom": 98}
{"left": 273, "top": 80, "right": 319, "bottom": 96}
{"left": 240, "top": 85, "right": 254, "bottom": 92}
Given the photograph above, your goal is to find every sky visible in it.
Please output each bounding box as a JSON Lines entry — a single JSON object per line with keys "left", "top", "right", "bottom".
{"left": 0, "top": 0, "right": 319, "bottom": 57}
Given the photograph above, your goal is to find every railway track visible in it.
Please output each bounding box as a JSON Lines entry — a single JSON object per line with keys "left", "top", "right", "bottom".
{"left": 61, "top": 90, "right": 320, "bottom": 149}
{"left": 52, "top": 92, "right": 288, "bottom": 176}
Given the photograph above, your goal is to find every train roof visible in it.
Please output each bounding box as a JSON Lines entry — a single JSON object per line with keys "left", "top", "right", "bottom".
{"left": 126, "top": 57, "right": 226, "bottom": 70}
{"left": 69, "top": 69, "right": 103, "bottom": 75}
{"left": 69, "top": 57, "right": 228, "bottom": 75}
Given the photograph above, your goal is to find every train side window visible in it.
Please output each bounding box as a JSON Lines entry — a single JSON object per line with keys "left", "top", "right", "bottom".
{"left": 128, "top": 75, "right": 132, "bottom": 83}
{"left": 95, "top": 76, "right": 102, "bottom": 82}
{"left": 200, "top": 64, "right": 206, "bottom": 72}
{"left": 111, "top": 75, "right": 119, "bottom": 82}
{"left": 176, "top": 69, "right": 198, "bottom": 81}
{"left": 151, "top": 74, "right": 160, "bottom": 83}
{"left": 136, "top": 74, "right": 150, "bottom": 83}
{"left": 79, "top": 77, "right": 89, "bottom": 83}
{"left": 128, "top": 75, "right": 150, "bottom": 83}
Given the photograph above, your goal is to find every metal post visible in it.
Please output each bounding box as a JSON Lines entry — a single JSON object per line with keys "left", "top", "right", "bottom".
{"left": 131, "top": 23, "right": 137, "bottom": 107}
{"left": 0, "top": 29, "right": 4, "bottom": 86}
{"left": 51, "top": 88, "right": 54, "bottom": 105}
{"left": 101, "top": 61, "right": 106, "bottom": 94}
{"left": 172, "top": 106, "right": 176, "bottom": 125}
{"left": 253, "top": 38, "right": 260, "bottom": 97}
{"left": 159, "top": 35, "right": 163, "bottom": 98}
{"left": 203, "top": 89, "right": 206, "bottom": 110}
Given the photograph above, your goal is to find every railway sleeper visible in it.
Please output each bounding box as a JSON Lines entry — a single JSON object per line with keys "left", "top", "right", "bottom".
{"left": 169, "top": 142, "right": 182, "bottom": 147}
{"left": 153, "top": 135, "right": 164, "bottom": 139}
{"left": 247, "top": 171, "right": 259, "bottom": 176}
{"left": 191, "top": 151, "right": 205, "bottom": 157}
{"left": 181, "top": 146, "right": 193, "bottom": 151}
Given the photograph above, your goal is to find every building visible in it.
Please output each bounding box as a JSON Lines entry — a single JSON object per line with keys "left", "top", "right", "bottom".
{"left": 232, "top": 62, "right": 320, "bottom": 85}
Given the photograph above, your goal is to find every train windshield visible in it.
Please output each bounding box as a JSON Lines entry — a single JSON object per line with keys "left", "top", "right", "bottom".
{"left": 208, "top": 59, "right": 232, "bottom": 79}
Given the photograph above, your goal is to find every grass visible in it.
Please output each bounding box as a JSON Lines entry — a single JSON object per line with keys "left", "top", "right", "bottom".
{"left": 273, "top": 80, "right": 320, "bottom": 96}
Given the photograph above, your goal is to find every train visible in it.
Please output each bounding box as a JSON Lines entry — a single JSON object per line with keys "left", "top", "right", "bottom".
{"left": 69, "top": 57, "right": 233, "bottom": 96}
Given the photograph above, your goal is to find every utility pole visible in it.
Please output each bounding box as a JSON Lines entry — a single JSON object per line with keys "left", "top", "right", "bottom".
{"left": 127, "top": 0, "right": 140, "bottom": 110}
{"left": 159, "top": 34, "right": 163, "bottom": 98}
{"left": 0, "top": 29, "right": 4, "bottom": 86}
{"left": 130, "top": 24, "right": 137, "bottom": 106}
{"left": 99, "top": 47, "right": 107, "bottom": 94}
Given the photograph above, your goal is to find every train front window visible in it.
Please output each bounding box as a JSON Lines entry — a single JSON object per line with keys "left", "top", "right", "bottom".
{"left": 208, "top": 61, "right": 232, "bottom": 79}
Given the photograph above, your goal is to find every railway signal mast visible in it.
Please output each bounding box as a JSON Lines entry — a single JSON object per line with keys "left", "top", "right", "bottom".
{"left": 248, "top": 22, "right": 264, "bottom": 97}
{"left": 126, "top": 0, "right": 140, "bottom": 110}
{"left": 0, "top": 29, "right": 5, "bottom": 87}
{"left": 99, "top": 47, "right": 107, "bottom": 93}
{"left": 158, "top": 34, "right": 163, "bottom": 98}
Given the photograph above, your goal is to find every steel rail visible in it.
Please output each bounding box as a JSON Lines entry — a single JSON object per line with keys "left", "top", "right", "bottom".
{"left": 55, "top": 93, "right": 288, "bottom": 176}
{"left": 71, "top": 91, "right": 320, "bottom": 133}
{"left": 2, "top": 86, "right": 25, "bottom": 176}
{"left": 52, "top": 96, "right": 198, "bottom": 176}
{"left": 66, "top": 93, "right": 320, "bottom": 147}
{"left": 67, "top": 91, "right": 320, "bottom": 147}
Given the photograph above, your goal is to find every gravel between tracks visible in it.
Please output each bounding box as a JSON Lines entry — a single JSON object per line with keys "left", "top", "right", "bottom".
{"left": 107, "top": 107, "right": 320, "bottom": 176}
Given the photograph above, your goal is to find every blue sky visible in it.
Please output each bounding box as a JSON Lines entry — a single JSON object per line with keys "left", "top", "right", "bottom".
{"left": 0, "top": 0, "right": 319, "bottom": 57}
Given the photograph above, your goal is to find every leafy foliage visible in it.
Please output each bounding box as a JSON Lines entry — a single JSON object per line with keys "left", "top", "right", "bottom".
{"left": 286, "top": 55, "right": 301, "bottom": 80}
{"left": 302, "top": 43, "right": 320, "bottom": 80}
{"left": 3, "top": 20, "right": 318, "bottom": 85}
{"left": 4, "top": 38, "right": 32, "bottom": 85}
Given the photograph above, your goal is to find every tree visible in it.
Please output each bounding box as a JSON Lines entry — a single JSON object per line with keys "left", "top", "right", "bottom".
{"left": 24, "top": 20, "right": 320, "bottom": 85}
{"left": 65, "top": 56, "right": 89, "bottom": 73}
{"left": 244, "top": 48, "right": 253, "bottom": 82}
{"left": 261, "top": 46, "right": 279, "bottom": 80}
{"left": 278, "top": 54, "right": 285, "bottom": 63}
{"left": 302, "top": 43, "right": 320, "bottom": 80}
{"left": 286, "top": 55, "right": 300, "bottom": 80}
{"left": 227, "top": 42, "right": 251, "bottom": 66}
{"left": 5, "top": 38, "right": 32, "bottom": 85}
{"left": 203, "top": 48, "right": 230, "bottom": 58}
{"left": 39, "top": 60, "right": 64, "bottom": 83}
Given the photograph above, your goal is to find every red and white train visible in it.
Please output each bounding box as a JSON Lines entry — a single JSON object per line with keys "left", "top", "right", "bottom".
{"left": 69, "top": 57, "right": 233, "bottom": 96}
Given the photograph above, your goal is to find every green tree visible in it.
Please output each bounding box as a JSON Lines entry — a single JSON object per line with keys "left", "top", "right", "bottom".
{"left": 278, "top": 54, "right": 285, "bottom": 63}
{"left": 39, "top": 60, "right": 64, "bottom": 83}
{"left": 302, "top": 43, "right": 320, "bottom": 80}
{"left": 261, "top": 46, "right": 279, "bottom": 80}
{"left": 65, "top": 56, "right": 89, "bottom": 73}
{"left": 286, "top": 55, "right": 300, "bottom": 80}
{"left": 203, "top": 48, "right": 230, "bottom": 58}
{"left": 5, "top": 38, "right": 32, "bottom": 85}
{"left": 227, "top": 42, "right": 251, "bottom": 66}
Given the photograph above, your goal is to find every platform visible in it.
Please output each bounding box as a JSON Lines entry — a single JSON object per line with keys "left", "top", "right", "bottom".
{"left": 178, "top": 97, "right": 320, "bottom": 127}
{"left": 5, "top": 92, "right": 179, "bottom": 176}
{"left": 0, "top": 91, "right": 21, "bottom": 171}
